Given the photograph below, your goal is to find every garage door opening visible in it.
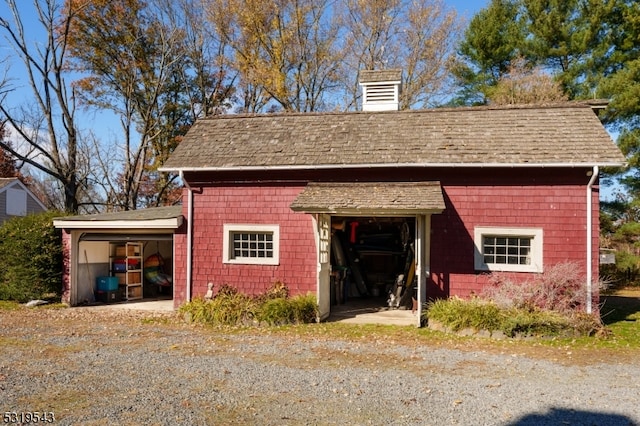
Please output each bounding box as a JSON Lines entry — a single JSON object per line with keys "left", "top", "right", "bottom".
{"left": 330, "top": 216, "right": 416, "bottom": 312}
{"left": 77, "top": 236, "right": 174, "bottom": 306}
{"left": 53, "top": 205, "right": 184, "bottom": 308}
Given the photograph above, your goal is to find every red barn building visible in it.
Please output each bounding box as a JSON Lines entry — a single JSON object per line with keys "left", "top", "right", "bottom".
{"left": 56, "top": 71, "right": 625, "bottom": 325}
{"left": 158, "top": 71, "right": 625, "bottom": 323}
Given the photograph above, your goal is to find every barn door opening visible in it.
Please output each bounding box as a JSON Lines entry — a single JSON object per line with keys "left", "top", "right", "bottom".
{"left": 330, "top": 216, "right": 416, "bottom": 311}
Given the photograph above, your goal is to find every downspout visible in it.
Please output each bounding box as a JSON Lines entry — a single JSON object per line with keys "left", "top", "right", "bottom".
{"left": 181, "top": 171, "right": 194, "bottom": 303}
{"left": 586, "top": 166, "right": 598, "bottom": 314}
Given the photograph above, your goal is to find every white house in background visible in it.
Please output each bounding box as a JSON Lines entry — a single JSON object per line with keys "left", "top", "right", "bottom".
{"left": 0, "top": 177, "right": 47, "bottom": 224}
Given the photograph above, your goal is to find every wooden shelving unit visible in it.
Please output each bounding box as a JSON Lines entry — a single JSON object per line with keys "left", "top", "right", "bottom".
{"left": 110, "top": 242, "right": 143, "bottom": 301}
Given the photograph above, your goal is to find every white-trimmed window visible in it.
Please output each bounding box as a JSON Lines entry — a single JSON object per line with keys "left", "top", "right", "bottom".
{"left": 223, "top": 224, "right": 280, "bottom": 265}
{"left": 474, "top": 227, "right": 543, "bottom": 273}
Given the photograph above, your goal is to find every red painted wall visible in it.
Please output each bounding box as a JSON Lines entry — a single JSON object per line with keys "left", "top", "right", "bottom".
{"left": 429, "top": 183, "right": 599, "bottom": 305}
{"left": 173, "top": 184, "right": 317, "bottom": 306}
{"left": 173, "top": 168, "right": 600, "bottom": 309}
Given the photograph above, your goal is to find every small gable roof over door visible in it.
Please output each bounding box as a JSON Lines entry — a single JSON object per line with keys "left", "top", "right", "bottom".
{"left": 290, "top": 182, "right": 445, "bottom": 215}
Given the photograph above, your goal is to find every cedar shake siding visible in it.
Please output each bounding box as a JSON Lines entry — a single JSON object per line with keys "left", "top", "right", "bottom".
{"left": 61, "top": 230, "right": 72, "bottom": 305}
{"left": 430, "top": 180, "right": 597, "bottom": 300}
{"left": 172, "top": 167, "right": 599, "bottom": 305}
{"left": 172, "top": 184, "right": 317, "bottom": 305}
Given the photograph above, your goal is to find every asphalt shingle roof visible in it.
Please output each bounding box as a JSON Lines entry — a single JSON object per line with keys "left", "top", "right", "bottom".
{"left": 160, "top": 103, "right": 625, "bottom": 171}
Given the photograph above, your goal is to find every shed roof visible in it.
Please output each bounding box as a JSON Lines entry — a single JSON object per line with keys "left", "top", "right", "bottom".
{"left": 53, "top": 205, "right": 183, "bottom": 230}
{"left": 160, "top": 102, "right": 626, "bottom": 172}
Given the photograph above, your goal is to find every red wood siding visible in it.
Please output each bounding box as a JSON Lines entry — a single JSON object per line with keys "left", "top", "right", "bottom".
{"left": 174, "top": 168, "right": 600, "bottom": 309}
{"left": 429, "top": 183, "right": 599, "bottom": 302}
{"left": 173, "top": 184, "right": 317, "bottom": 306}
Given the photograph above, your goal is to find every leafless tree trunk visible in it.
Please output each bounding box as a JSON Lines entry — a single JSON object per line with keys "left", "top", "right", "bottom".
{"left": 336, "top": 0, "right": 403, "bottom": 110}
{"left": 66, "top": 0, "right": 188, "bottom": 210}
{"left": 400, "top": 0, "right": 463, "bottom": 109}
{"left": 67, "top": 0, "right": 233, "bottom": 210}
{"left": 0, "top": 0, "right": 84, "bottom": 213}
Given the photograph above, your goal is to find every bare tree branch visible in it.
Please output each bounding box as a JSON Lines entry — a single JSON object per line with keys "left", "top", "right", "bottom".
{"left": 0, "top": 0, "right": 85, "bottom": 212}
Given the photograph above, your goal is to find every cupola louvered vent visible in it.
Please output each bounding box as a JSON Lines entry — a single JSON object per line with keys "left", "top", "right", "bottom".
{"left": 359, "top": 69, "right": 402, "bottom": 111}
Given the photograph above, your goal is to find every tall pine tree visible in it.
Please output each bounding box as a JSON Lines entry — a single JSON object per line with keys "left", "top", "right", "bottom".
{"left": 452, "top": 0, "right": 525, "bottom": 105}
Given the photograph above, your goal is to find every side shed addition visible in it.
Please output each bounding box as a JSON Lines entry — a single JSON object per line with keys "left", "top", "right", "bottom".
{"left": 54, "top": 206, "right": 184, "bottom": 306}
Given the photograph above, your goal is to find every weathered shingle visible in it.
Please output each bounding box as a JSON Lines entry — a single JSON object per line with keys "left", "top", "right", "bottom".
{"left": 359, "top": 69, "right": 402, "bottom": 83}
{"left": 54, "top": 205, "right": 183, "bottom": 222}
{"left": 290, "top": 182, "right": 445, "bottom": 214}
{"left": 160, "top": 103, "right": 626, "bottom": 171}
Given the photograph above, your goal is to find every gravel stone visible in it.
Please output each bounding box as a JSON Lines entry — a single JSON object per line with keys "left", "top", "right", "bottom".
{"left": 1, "top": 307, "right": 639, "bottom": 425}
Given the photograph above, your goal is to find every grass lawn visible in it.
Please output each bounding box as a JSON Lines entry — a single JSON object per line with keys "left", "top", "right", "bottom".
{"left": 2, "top": 288, "right": 640, "bottom": 366}
{"left": 598, "top": 288, "right": 640, "bottom": 347}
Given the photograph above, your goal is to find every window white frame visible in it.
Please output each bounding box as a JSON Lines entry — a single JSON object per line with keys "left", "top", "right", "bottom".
{"left": 474, "top": 227, "right": 543, "bottom": 273}
{"left": 223, "top": 224, "right": 280, "bottom": 265}
{"left": 6, "top": 188, "right": 27, "bottom": 216}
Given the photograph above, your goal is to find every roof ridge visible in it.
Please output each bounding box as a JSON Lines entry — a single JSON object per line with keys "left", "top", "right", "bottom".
{"left": 200, "top": 100, "right": 604, "bottom": 121}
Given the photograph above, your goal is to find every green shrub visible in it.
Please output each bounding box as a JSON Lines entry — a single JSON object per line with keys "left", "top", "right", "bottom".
{"left": 0, "top": 211, "right": 63, "bottom": 302}
{"left": 289, "top": 294, "right": 318, "bottom": 323}
{"left": 425, "top": 297, "right": 600, "bottom": 338}
{"left": 426, "top": 297, "right": 503, "bottom": 332}
{"left": 256, "top": 298, "right": 294, "bottom": 325}
{"left": 257, "top": 281, "right": 290, "bottom": 301}
{"left": 178, "top": 297, "right": 214, "bottom": 324}
{"left": 179, "top": 283, "right": 318, "bottom": 327}
{"left": 499, "top": 309, "right": 569, "bottom": 337}
{"left": 256, "top": 294, "right": 318, "bottom": 325}
{"left": 180, "top": 286, "right": 257, "bottom": 326}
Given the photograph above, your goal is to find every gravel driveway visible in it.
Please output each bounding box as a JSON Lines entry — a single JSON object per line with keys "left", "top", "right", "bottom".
{"left": 1, "top": 306, "right": 639, "bottom": 425}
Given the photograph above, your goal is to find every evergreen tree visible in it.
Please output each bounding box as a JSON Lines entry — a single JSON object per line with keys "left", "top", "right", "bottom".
{"left": 458, "top": 0, "right": 640, "bottom": 283}
{"left": 452, "top": 0, "right": 525, "bottom": 105}
{"left": 454, "top": 0, "right": 620, "bottom": 103}
{"left": 520, "top": 0, "right": 617, "bottom": 99}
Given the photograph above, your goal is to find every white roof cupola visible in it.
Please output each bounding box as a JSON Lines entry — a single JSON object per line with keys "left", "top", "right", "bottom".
{"left": 359, "top": 69, "right": 402, "bottom": 111}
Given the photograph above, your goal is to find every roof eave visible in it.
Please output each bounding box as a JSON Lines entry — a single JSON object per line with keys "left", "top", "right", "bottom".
{"left": 290, "top": 208, "right": 445, "bottom": 216}
{"left": 160, "top": 161, "right": 627, "bottom": 173}
{"left": 53, "top": 217, "right": 183, "bottom": 230}
{"left": 358, "top": 79, "right": 402, "bottom": 86}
